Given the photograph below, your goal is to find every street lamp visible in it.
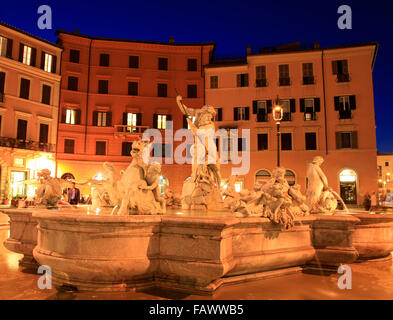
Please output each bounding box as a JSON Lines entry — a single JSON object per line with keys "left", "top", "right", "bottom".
{"left": 272, "top": 96, "right": 283, "bottom": 167}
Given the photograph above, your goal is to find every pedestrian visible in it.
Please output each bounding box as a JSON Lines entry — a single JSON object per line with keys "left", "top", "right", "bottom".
{"left": 67, "top": 182, "right": 80, "bottom": 205}
{"left": 370, "top": 192, "right": 377, "bottom": 211}
{"left": 363, "top": 192, "right": 371, "bottom": 211}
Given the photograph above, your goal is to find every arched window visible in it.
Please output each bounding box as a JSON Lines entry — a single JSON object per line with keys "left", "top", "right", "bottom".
{"left": 285, "top": 170, "right": 296, "bottom": 186}
{"left": 61, "top": 173, "right": 75, "bottom": 181}
{"left": 339, "top": 169, "right": 357, "bottom": 204}
{"left": 255, "top": 169, "right": 271, "bottom": 184}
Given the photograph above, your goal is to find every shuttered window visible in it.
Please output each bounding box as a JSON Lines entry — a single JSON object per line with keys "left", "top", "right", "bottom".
{"left": 128, "top": 82, "right": 138, "bottom": 96}
{"left": 279, "top": 65, "right": 290, "bottom": 86}
{"left": 305, "top": 132, "right": 317, "bottom": 150}
{"left": 17, "top": 119, "right": 27, "bottom": 140}
{"left": 0, "top": 72, "right": 5, "bottom": 99}
{"left": 41, "top": 85, "right": 51, "bottom": 105}
{"left": 99, "top": 54, "right": 110, "bottom": 67}
{"left": 281, "top": 133, "right": 292, "bottom": 150}
{"left": 157, "top": 83, "right": 167, "bottom": 97}
{"left": 64, "top": 139, "right": 75, "bottom": 154}
{"left": 234, "top": 107, "right": 250, "bottom": 121}
{"left": 257, "top": 134, "right": 268, "bottom": 151}
{"left": 210, "top": 76, "right": 218, "bottom": 89}
{"left": 39, "top": 123, "right": 49, "bottom": 144}
{"left": 236, "top": 73, "right": 249, "bottom": 87}
{"left": 256, "top": 66, "right": 267, "bottom": 87}
{"left": 336, "top": 131, "right": 358, "bottom": 149}
{"left": 19, "top": 78, "right": 30, "bottom": 99}
{"left": 158, "top": 58, "right": 168, "bottom": 70}
{"left": 188, "top": 59, "right": 197, "bottom": 71}
{"left": 96, "top": 141, "right": 106, "bottom": 155}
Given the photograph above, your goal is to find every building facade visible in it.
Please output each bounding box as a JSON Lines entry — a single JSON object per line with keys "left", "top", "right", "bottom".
{"left": 205, "top": 42, "right": 379, "bottom": 205}
{"left": 56, "top": 30, "right": 215, "bottom": 195}
{"left": 377, "top": 153, "right": 393, "bottom": 204}
{"left": 0, "top": 22, "right": 62, "bottom": 201}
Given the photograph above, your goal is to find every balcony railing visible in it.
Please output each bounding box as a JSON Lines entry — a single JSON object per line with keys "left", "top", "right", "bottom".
{"left": 0, "top": 137, "right": 56, "bottom": 152}
{"left": 336, "top": 73, "right": 350, "bottom": 83}
{"left": 304, "top": 112, "right": 317, "bottom": 121}
{"left": 114, "top": 125, "right": 149, "bottom": 136}
{"left": 339, "top": 111, "right": 352, "bottom": 119}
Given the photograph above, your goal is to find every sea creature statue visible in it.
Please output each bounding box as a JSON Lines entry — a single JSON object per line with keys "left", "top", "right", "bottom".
{"left": 163, "top": 186, "right": 182, "bottom": 208}
{"left": 112, "top": 139, "right": 165, "bottom": 216}
{"left": 232, "top": 167, "right": 310, "bottom": 230}
{"left": 176, "top": 95, "right": 223, "bottom": 210}
{"left": 305, "top": 156, "right": 347, "bottom": 214}
{"left": 35, "top": 169, "right": 63, "bottom": 208}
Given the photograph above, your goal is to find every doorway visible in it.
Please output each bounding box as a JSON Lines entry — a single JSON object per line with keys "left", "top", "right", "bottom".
{"left": 339, "top": 169, "right": 357, "bottom": 204}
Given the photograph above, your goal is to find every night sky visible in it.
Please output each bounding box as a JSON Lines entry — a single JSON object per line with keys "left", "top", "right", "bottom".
{"left": 1, "top": 0, "right": 392, "bottom": 153}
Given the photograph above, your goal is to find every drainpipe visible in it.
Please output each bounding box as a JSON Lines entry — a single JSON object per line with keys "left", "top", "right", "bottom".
{"left": 84, "top": 39, "right": 93, "bottom": 153}
{"left": 321, "top": 49, "right": 328, "bottom": 155}
{"left": 55, "top": 48, "right": 64, "bottom": 178}
{"left": 201, "top": 45, "right": 205, "bottom": 105}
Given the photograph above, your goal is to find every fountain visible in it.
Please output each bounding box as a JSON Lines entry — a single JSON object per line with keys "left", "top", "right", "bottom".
{"left": 2, "top": 97, "right": 393, "bottom": 294}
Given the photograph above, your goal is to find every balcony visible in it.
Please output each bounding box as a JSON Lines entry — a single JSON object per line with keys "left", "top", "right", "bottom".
{"left": 339, "top": 110, "right": 352, "bottom": 120}
{"left": 282, "top": 112, "right": 292, "bottom": 121}
{"left": 279, "top": 77, "right": 291, "bottom": 86}
{"left": 0, "top": 137, "right": 56, "bottom": 152}
{"left": 304, "top": 112, "right": 317, "bottom": 121}
{"left": 256, "top": 79, "right": 268, "bottom": 87}
{"left": 336, "top": 73, "right": 350, "bottom": 83}
{"left": 256, "top": 113, "right": 268, "bottom": 122}
{"left": 303, "top": 76, "right": 315, "bottom": 85}
{"left": 114, "top": 125, "right": 149, "bottom": 137}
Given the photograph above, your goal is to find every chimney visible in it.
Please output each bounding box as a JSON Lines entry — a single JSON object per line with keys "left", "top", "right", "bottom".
{"left": 313, "top": 40, "right": 320, "bottom": 49}
{"left": 74, "top": 28, "right": 80, "bottom": 34}
{"left": 246, "top": 45, "right": 252, "bottom": 55}
{"left": 169, "top": 36, "right": 175, "bottom": 43}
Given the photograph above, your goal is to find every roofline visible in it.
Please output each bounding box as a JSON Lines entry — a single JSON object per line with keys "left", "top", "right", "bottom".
{"left": 0, "top": 21, "right": 62, "bottom": 49}
{"left": 56, "top": 30, "right": 216, "bottom": 48}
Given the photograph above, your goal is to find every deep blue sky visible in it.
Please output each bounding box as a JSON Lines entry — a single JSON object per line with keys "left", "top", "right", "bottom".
{"left": 1, "top": 0, "right": 392, "bottom": 152}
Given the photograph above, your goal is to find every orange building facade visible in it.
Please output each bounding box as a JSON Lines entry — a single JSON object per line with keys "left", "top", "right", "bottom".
{"left": 0, "top": 22, "right": 62, "bottom": 201}
{"left": 205, "top": 42, "right": 379, "bottom": 205}
{"left": 56, "top": 30, "right": 215, "bottom": 194}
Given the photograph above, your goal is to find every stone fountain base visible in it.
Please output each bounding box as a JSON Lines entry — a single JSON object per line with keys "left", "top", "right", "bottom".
{"left": 2, "top": 208, "right": 393, "bottom": 294}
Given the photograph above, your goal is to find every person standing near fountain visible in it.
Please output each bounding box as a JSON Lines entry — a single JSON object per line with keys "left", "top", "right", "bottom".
{"left": 68, "top": 183, "right": 80, "bottom": 205}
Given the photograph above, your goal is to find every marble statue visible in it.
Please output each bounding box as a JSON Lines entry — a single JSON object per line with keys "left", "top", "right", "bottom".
{"left": 111, "top": 139, "right": 165, "bottom": 216}
{"left": 35, "top": 169, "right": 63, "bottom": 208}
{"left": 176, "top": 95, "right": 223, "bottom": 210}
{"left": 232, "top": 167, "right": 310, "bottom": 230}
{"left": 164, "top": 186, "right": 182, "bottom": 208}
{"left": 305, "top": 156, "right": 344, "bottom": 214}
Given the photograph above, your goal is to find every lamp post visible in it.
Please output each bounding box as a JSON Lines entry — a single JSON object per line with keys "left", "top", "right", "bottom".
{"left": 273, "top": 96, "right": 283, "bottom": 167}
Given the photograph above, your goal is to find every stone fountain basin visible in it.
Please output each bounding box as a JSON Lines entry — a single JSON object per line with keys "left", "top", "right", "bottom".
{"left": 2, "top": 208, "right": 393, "bottom": 294}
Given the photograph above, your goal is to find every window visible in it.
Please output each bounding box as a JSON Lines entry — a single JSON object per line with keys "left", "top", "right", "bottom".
{"left": 69, "top": 49, "right": 80, "bottom": 63}
{"left": 336, "top": 131, "right": 358, "bottom": 149}
{"left": 303, "top": 63, "right": 314, "bottom": 84}
{"left": 99, "top": 54, "right": 110, "bottom": 67}
{"left": 96, "top": 141, "right": 106, "bottom": 155}
{"left": 386, "top": 162, "right": 390, "bottom": 167}
{"left": 335, "top": 95, "right": 356, "bottom": 119}
{"left": 42, "top": 53, "right": 54, "bottom": 73}
{"left": 285, "top": 170, "right": 296, "bottom": 186}
{"left": 304, "top": 99, "right": 315, "bottom": 120}
{"left": 122, "top": 112, "right": 142, "bottom": 132}
{"left": 128, "top": 82, "right": 138, "bottom": 96}
{"left": 68, "top": 76, "right": 78, "bottom": 91}
{"left": 93, "top": 111, "right": 111, "bottom": 127}
{"left": 65, "top": 109, "right": 76, "bottom": 125}
{"left": 257, "top": 134, "right": 268, "bottom": 151}
{"left": 187, "top": 84, "right": 197, "bottom": 98}
{"left": 122, "top": 142, "right": 133, "bottom": 156}
{"left": 98, "top": 80, "right": 109, "bottom": 94}
{"left": 188, "top": 58, "right": 197, "bottom": 71}
{"left": 332, "top": 60, "right": 349, "bottom": 82}
{"left": 157, "top": 83, "right": 167, "bottom": 97}
{"left": 157, "top": 115, "right": 167, "bottom": 129}
{"left": 279, "top": 64, "right": 290, "bottom": 86}
{"left": 22, "top": 45, "right": 32, "bottom": 65}
{"left": 280, "top": 99, "right": 295, "bottom": 121}
{"left": 64, "top": 139, "right": 75, "bottom": 154}
{"left": 158, "top": 57, "right": 168, "bottom": 70}
{"left": 236, "top": 73, "right": 249, "bottom": 87}
{"left": 17, "top": 119, "right": 27, "bottom": 140}
{"left": 213, "top": 108, "right": 222, "bottom": 122}
{"left": 19, "top": 78, "right": 30, "bottom": 99}
{"left": 234, "top": 107, "right": 249, "bottom": 121}
{"left": 237, "top": 138, "right": 247, "bottom": 152}
{"left": 256, "top": 66, "right": 267, "bottom": 87}
{"left": 305, "top": 132, "right": 317, "bottom": 150}
{"left": 0, "top": 72, "right": 5, "bottom": 101}
{"left": 253, "top": 100, "right": 271, "bottom": 122}
{"left": 281, "top": 133, "right": 292, "bottom": 150}
{"left": 153, "top": 144, "right": 171, "bottom": 158}
{"left": 255, "top": 169, "right": 271, "bottom": 183}
{"left": 129, "top": 56, "right": 139, "bottom": 68}
{"left": 210, "top": 76, "right": 218, "bottom": 89}
{"left": 39, "top": 123, "right": 49, "bottom": 144}
{"left": 41, "top": 85, "right": 51, "bottom": 105}
{"left": 0, "top": 36, "right": 8, "bottom": 57}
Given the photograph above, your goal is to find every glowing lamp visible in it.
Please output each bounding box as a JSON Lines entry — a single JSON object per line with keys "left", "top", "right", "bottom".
{"left": 272, "top": 99, "right": 283, "bottom": 122}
